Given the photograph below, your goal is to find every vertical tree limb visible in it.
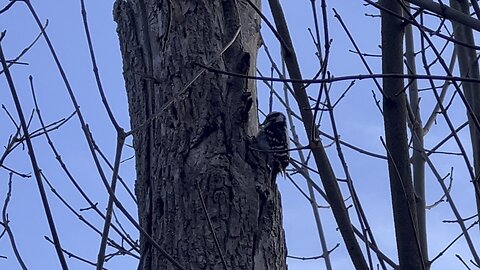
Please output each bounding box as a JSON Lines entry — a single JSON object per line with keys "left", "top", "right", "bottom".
{"left": 2, "top": 173, "right": 28, "bottom": 270}
{"left": 267, "top": 0, "right": 368, "bottom": 269}
{"left": 449, "top": 0, "right": 480, "bottom": 221}
{"left": 404, "top": 5, "right": 428, "bottom": 267}
{"left": 380, "top": 1, "right": 424, "bottom": 269}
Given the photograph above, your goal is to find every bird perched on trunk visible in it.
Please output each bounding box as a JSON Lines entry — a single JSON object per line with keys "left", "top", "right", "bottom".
{"left": 255, "top": 111, "right": 290, "bottom": 182}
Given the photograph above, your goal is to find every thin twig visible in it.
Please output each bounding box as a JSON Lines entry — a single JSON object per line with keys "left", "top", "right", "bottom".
{"left": 287, "top": 243, "right": 340, "bottom": 260}
{"left": 44, "top": 236, "right": 109, "bottom": 270}
{"left": 429, "top": 220, "right": 479, "bottom": 265}
{"left": 80, "top": 0, "right": 121, "bottom": 131}
{"left": 286, "top": 174, "right": 328, "bottom": 208}
{"left": 96, "top": 134, "right": 126, "bottom": 270}
{"left": 0, "top": 20, "right": 48, "bottom": 75}
{"left": 426, "top": 168, "right": 453, "bottom": 210}
{"left": 2, "top": 173, "right": 28, "bottom": 270}
{"left": 311, "top": 0, "right": 332, "bottom": 144}
{"left": 243, "top": 0, "right": 292, "bottom": 55}
{"left": 427, "top": 121, "right": 468, "bottom": 156}
{"left": 456, "top": 254, "right": 473, "bottom": 270}
{"left": 0, "top": 164, "right": 30, "bottom": 178}
{"left": 93, "top": 143, "right": 137, "bottom": 204}
{"left": 0, "top": 0, "right": 18, "bottom": 15}
{"left": 197, "top": 63, "right": 480, "bottom": 85}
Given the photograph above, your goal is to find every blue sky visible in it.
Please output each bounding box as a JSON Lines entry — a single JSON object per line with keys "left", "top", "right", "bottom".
{"left": 1, "top": 1, "right": 479, "bottom": 269}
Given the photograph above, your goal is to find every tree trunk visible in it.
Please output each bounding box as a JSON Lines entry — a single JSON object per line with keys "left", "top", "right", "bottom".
{"left": 380, "top": 1, "right": 424, "bottom": 269}
{"left": 113, "top": 1, "right": 286, "bottom": 269}
{"left": 450, "top": 0, "right": 480, "bottom": 219}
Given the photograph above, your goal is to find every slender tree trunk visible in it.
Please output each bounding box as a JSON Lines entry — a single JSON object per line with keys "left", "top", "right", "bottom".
{"left": 450, "top": 0, "right": 480, "bottom": 219}
{"left": 381, "top": 1, "right": 424, "bottom": 269}
{"left": 405, "top": 11, "right": 428, "bottom": 268}
{"left": 113, "top": 1, "right": 286, "bottom": 269}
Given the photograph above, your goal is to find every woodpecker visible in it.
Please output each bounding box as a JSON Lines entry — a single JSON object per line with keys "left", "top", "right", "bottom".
{"left": 256, "top": 111, "right": 290, "bottom": 181}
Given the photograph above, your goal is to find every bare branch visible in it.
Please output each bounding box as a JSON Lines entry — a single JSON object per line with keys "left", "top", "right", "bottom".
{"left": 404, "top": 0, "right": 480, "bottom": 31}
{"left": 44, "top": 236, "right": 109, "bottom": 270}
{"left": 2, "top": 173, "right": 28, "bottom": 270}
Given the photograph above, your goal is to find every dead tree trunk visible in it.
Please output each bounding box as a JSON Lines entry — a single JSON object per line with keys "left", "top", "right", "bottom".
{"left": 113, "top": 1, "right": 286, "bottom": 269}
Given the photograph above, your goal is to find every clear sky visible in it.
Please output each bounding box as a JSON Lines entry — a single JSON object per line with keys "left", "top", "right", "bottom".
{"left": 0, "top": 1, "right": 478, "bottom": 270}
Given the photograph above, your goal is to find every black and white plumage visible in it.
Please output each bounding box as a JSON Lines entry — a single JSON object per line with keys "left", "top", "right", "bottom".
{"left": 256, "top": 112, "right": 290, "bottom": 180}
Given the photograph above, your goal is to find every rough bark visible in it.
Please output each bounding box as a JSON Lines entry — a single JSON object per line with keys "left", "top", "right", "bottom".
{"left": 380, "top": 1, "right": 424, "bottom": 269}
{"left": 113, "top": 0, "right": 286, "bottom": 269}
